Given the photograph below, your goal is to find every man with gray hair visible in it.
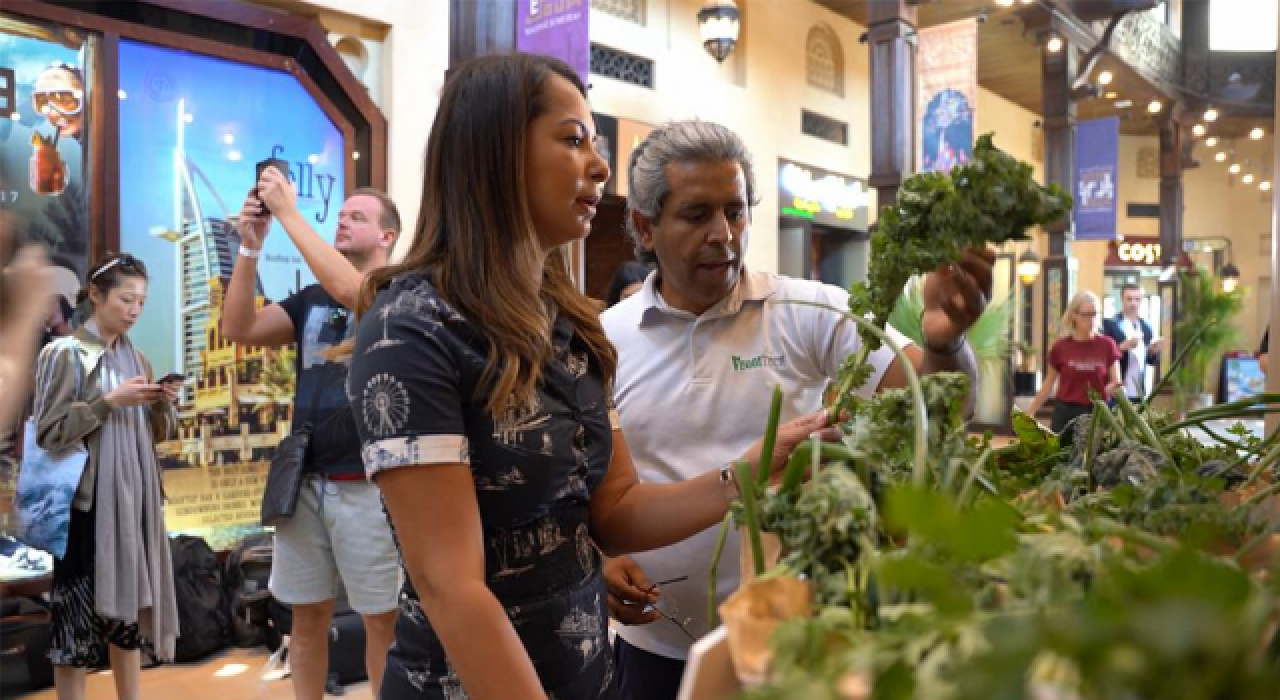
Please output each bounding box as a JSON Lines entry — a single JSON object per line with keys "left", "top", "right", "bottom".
{"left": 600, "top": 119, "right": 993, "bottom": 699}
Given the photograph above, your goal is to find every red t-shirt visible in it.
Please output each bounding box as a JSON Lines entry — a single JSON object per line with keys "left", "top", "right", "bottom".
{"left": 1048, "top": 335, "right": 1121, "bottom": 406}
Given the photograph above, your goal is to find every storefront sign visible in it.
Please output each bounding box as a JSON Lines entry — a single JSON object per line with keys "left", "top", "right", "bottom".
{"left": 1074, "top": 117, "right": 1120, "bottom": 241}
{"left": 517, "top": 0, "right": 590, "bottom": 83}
{"left": 778, "top": 159, "right": 870, "bottom": 230}
{"left": 1107, "top": 237, "right": 1163, "bottom": 267}
{"left": 917, "top": 19, "right": 978, "bottom": 172}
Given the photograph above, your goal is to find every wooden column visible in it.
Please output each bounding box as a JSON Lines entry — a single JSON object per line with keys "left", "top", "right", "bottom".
{"left": 449, "top": 0, "right": 518, "bottom": 69}
{"left": 1157, "top": 113, "right": 1185, "bottom": 269}
{"left": 867, "top": 1, "right": 917, "bottom": 208}
{"left": 1040, "top": 36, "right": 1076, "bottom": 361}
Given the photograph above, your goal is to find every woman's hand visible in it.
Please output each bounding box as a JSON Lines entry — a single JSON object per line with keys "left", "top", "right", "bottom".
{"left": 105, "top": 376, "right": 164, "bottom": 408}
{"left": 737, "top": 410, "right": 841, "bottom": 482}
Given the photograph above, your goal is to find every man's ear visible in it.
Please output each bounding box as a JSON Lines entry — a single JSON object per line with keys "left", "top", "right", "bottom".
{"left": 631, "top": 210, "right": 656, "bottom": 255}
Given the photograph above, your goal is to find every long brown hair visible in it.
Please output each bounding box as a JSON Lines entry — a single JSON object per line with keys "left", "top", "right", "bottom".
{"left": 358, "top": 54, "right": 616, "bottom": 419}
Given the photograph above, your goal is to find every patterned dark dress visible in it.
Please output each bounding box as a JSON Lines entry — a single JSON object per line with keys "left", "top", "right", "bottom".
{"left": 348, "top": 273, "right": 618, "bottom": 700}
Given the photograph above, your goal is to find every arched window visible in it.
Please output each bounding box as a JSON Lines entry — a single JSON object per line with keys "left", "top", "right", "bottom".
{"left": 806, "top": 24, "right": 844, "bottom": 97}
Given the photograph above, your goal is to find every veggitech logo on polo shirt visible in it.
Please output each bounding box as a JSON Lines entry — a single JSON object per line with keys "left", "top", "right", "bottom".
{"left": 731, "top": 354, "right": 786, "bottom": 371}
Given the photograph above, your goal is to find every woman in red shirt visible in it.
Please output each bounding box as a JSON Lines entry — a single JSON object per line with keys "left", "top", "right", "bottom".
{"left": 1027, "top": 290, "right": 1122, "bottom": 438}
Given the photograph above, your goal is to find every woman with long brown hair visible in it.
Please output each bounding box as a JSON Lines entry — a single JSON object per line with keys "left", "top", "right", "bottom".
{"left": 347, "top": 54, "right": 828, "bottom": 699}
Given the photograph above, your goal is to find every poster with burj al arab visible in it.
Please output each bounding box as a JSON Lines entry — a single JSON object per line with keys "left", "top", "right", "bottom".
{"left": 117, "top": 38, "right": 346, "bottom": 548}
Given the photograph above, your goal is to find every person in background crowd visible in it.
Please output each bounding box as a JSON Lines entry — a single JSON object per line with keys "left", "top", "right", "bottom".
{"left": 43, "top": 294, "right": 76, "bottom": 349}
{"left": 599, "top": 119, "right": 991, "bottom": 700}
{"left": 606, "top": 261, "right": 653, "bottom": 308}
{"left": 221, "top": 178, "right": 402, "bottom": 700}
{"left": 1101, "top": 283, "right": 1161, "bottom": 401}
{"left": 1027, "top": 290, "right": 1122, "bottom": 436}
{"left": 346, "top": 53, "right": 836, "bottom": 700}
{"left": 0, "top": 212, "right": 54, "bottom": 433}
{"left": 35, "top": 254, "right": 180, "bottom": 700}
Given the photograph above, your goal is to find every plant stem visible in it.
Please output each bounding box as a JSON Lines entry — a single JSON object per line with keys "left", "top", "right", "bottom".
{"left": 735, "top": 459, "right": 766, "bottom": 578}
{"left": 784, "top": 299, "right": 931, "bottom": 487}
{"left": 757, "top": 386, "right": 783, "bottom": 490}
{"left": 959, "top": 447, "right": 993, "bottom": 506}
{"left": 1089, "top": 518, "right": 1176, "bottom": 554}
{"left": 1082, "top": 408, "right": 1102, "bottom": 479}
{"left": 828, "top": 346, "right": 872, "bottom": 424}
{"left": 1092, "top": 400, "right": 1130, "bottom": 442}
{"left": 707, "top": 512, "right": 733, "bottom": 628}
{"left": 1143, "top": 321, "right": 1214, "bottom": 410}
{"left": 1241, "top": 478, "right": 1280, "bottom": 510}
{"left": 1113, "top": 393, "right": 1172, "bottom": 462}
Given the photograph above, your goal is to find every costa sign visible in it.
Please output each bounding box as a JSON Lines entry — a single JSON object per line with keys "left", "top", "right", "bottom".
{"left": 1107, "top": 238, "right": 1162, "bottom": 267}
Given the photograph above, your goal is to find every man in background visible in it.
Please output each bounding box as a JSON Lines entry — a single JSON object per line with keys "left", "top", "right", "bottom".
{"left": 222, "top": 167, "right": 401, "bottom": 700}
{"left": 1102, "top": 283, "right": 1161, "bottom": 401}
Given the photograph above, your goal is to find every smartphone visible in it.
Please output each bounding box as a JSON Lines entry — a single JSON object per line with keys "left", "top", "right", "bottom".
{"left": 254, "top": 157, "right": 290, "bottom": 215}
{"left": 158, "top": 372, "right": 185, "bottom": 385}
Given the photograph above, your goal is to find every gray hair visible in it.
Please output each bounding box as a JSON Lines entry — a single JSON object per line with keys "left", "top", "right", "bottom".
{"left": 625, "top": 120, "right": 760, "bottom": 263}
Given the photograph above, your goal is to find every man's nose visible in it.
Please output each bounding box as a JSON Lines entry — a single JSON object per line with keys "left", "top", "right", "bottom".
{"left": 705, "top": 212, "right": 732, "bottom": 245}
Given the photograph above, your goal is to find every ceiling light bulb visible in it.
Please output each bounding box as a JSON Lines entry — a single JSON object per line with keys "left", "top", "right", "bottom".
{"left": 1250, "top": 127, "right": 1265, "bottom": 139}
{"left": 1243, "top": 173, "right": 1255, "bottom": 184}
{"left": 1205, "top": 137, "right": 1218, "bottom": 148}
{"left": 1192, "top": 124, "right": 1206, "bottom": 137}
{"left": 1204, "top": 107, "right": 1219, "bottom": 122}
{"left": 1215, "top": 151, "right": 1227, "bottom": 162}
{"left": 1261, "top": 181, "right": 1272, "bottom": 191}
{"left": 1147, "top": 100, "right": 1162, "bottom": 114}
{"left": 1098, "top": 70, "right": 1113, "bottom": 85}
{"left": 1104, "top": 91, "right": 1118, "bottom": 99}
{"left": 1046, "top": 36, "right": 1063, "bottom": 53}
{"left": 1229, "top": 163, "right": 1241, "bottom": 174}
{"left": 995, "top": 0, "right": 1014, "bottom": 6}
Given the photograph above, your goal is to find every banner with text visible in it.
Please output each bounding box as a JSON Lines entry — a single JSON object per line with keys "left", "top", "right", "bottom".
{"left": 917, "top": 19, "right": 977, "bottom": 173}
{"left": 1074, "top": 116, "right": 1119, "bottom": 241}
{"left": 517, "top": 0, "right": 590, "bottom": 83}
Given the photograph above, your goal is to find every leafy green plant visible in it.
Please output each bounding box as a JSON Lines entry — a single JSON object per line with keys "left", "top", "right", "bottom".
{"left": 1171, "top": 266, "right": 1244, "bottom": 411}
{"left": 828, "top": 133, "right": 1070, "bottom": 420}
{"left": 717, "top": 139, "right": 1280, "bottom": 700}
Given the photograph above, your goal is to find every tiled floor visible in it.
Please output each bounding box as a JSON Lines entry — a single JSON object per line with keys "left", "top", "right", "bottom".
{"left": 7, "top": 647, "right": 373, "bottom": 700}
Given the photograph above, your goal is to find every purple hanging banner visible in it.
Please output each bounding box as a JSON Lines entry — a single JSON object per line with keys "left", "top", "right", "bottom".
{"left": 1074, "top": 116, "right": 1119, "bottom": 241}
{"left": 517, "top": 0, "right": 590, "bottom": 83}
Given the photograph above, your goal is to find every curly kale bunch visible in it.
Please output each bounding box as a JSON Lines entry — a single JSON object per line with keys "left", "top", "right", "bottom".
{"left": 849, "top": 133, "right": 1072, "bottom": 352}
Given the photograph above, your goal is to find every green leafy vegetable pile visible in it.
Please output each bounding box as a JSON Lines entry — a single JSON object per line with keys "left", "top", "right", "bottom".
{"left": 716, "top": 136, "right": 1280, "bottom": 699}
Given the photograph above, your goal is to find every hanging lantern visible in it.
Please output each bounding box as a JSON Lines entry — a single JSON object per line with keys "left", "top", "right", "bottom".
{"left": 1016, "top": 251, "right": 1042, "bottom": 286}
{"left": 698, "top": 0, "right": 741, "bottom": 63}
{"left": 1219, "top": 261, "right": 1240, "bottom": 292}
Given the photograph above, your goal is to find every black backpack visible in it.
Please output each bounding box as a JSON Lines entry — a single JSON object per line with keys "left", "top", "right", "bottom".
{"left": 224, "top": 533, "right": 274, "bottom": 647}
{"left": 169, "top": 535, "right": 230, "bottom": 661}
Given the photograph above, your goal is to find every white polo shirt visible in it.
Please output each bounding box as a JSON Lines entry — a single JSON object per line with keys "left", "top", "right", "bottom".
{"left": 602, "top": 268, "right": 906, "bottom": 661}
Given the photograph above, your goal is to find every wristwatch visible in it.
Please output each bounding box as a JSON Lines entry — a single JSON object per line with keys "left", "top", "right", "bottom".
{"left": 719, "top": 464, "right": 741, "bottom": 503}
{"left": 238, "top": 245, "right": 261, "bottom": 259}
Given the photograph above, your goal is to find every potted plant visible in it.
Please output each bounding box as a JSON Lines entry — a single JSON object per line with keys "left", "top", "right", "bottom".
{"left": 1012, "top": 341, "right": 1039, "bottom": 396}
{"left": 1171, "top": 266, "right": 1244, "bottom": 413}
